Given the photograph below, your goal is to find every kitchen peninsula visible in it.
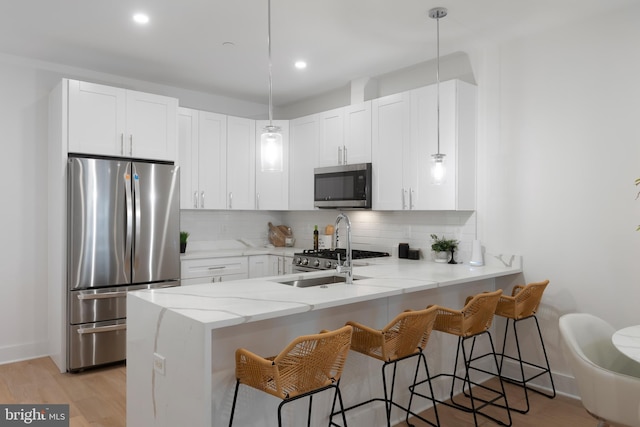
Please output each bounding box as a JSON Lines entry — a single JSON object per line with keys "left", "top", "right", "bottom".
{"left": 127, "top": 255, "right": 522, "bottom": 427}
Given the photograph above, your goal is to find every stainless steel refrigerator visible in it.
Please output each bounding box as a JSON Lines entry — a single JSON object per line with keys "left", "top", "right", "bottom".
{"left": 67, "top": 155, "right": 180, "bottom": 371}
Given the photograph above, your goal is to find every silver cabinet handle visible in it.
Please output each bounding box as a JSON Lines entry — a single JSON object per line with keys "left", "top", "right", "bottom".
{"left": 401, "top": 188, "right": 406, "bottom": 210}
{"left": 77, "top": 291, "right": 128, "bottom": 300}
{"left": 120, "top": 133, "right": 124, "bottom": 156}
{"left": 193, "top": 191, "right": 198, "bottom": 209}
{"left": 77, "top": 324, "right": 126, "bottom": 335}
{"left": 256, "top": 193, "right": 260, "bottom": 210}
{"left": 338, "top": 146, "right": 343, "bottom": 165}
{"left": 343, "top": 145, "right": 348, "bottom": 164}
{"left": 229, "top": 192, "right": 233, "bottom": 209}
{"left": 409, "top": 188, "right": 414, "bottom": 210}
{"left": 201, "top": 191, "right": 205, "bottom": 208}
{"left": 208, "top": 266, "right": 226, "bottom": 270}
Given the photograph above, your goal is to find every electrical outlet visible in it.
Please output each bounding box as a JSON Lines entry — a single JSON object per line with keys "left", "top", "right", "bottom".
{"left": 153, "top": 352, "right": 166, "bottom": 376}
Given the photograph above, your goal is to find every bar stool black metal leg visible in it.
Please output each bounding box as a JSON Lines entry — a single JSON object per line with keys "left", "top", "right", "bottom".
{"left": 229, "top": 379, "right": 240, "bottom": 427}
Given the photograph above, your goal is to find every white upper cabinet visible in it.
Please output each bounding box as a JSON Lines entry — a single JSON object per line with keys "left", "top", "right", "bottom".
{"left": 67, "top": 79, "right": 177, "bottom": 161}
{"left": 255, "top": 120, "right": 289, "bottom": 210}
{"left": 372, "top": 92, "right": 411, "bottom": 210}
{"left": 289, "top": 113, "right": 319, "bottom": 210}
{"left": 67, "top": 80, "right": 125, "bottom": 157}
{"left": 372, "top": 79, "right": 476, "bottom": 211}
{"left": 178, "top": 108, "right": 227, "bottom": 209}
{"left": 343, "top": 101, "right": 372, "bottom": 165}
{"left": 410, "top": 80, "right": 476, "bottom": 210}
{"left": 317, "top": 101, "right": 372, "bottom": 167}
{"left": 125, "top": 90, "right": 178, "bottom": 161}
{"left": 226, "top": 116, "right": 256, "bottom": 210}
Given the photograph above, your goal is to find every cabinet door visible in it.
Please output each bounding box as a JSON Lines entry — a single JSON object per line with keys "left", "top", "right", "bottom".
{"left": 255, "top": 120, "right": 289, "bottom": 210}
{"left": 68, "top": 80, "right": 126, "bottom": 156}
{"left": 226, "top": 116, "right": 255, "bottom": 209}
{"left": 410, "top": 80, "right": 476, "bottom": 210}
{"left": 343, "top": 101, "right": 372, "bottom": 165}
{"left": 178, "top": 108, "right": 198, "bottom": 209}
{"left": 289, "top": 114, "right": 319, "bottom": 210}
{"left": 249, "top": 255, "right": 270, "bottom": 278}
{"left": 125, "top": 90, "right": 178, "bottom": 161}
{"left": 317, "top": 107, "right": 344, "bottom": 167}
{"left": 199, "top": 111, "right": 227, "bottom": 209}
{"left": 372, "top": 92, "right": 410, "bottom": 210}
{"left": 408, "top": 85, "right": 440, "bottom": 210}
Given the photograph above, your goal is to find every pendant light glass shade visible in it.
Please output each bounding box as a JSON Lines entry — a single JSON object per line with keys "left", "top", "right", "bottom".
{"left": 430, "top": 153, "right": 446, "bottom": 185}
{"left": 261, "top": 124, "right": 283, "bottom": 171}
{"left": 429, "top": 7, "right": 447, "bottom": 185}
{"left": 260, "top": 0, "right": 282, "bottom": 172}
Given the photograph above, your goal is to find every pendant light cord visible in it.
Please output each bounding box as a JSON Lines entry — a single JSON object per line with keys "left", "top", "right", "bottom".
{"left": 267, "top": 0, "right": 274, "bottom": 126}
{"left": 436, "top": 13, "right": 441, "bottom": 155}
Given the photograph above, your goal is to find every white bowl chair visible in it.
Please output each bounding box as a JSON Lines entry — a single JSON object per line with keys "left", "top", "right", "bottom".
{"left": 559, "top": 313, "right": 640, "bottom": 427}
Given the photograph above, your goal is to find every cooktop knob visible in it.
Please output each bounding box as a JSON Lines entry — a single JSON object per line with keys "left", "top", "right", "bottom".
{"left": 313, "top": 259, "right": 320, "bottom": 267}
{"left": 294, "top": 257, "right": 301, "bottom": 265}
{"left": 325, "top": 260, "right": 332, "bottom": 268}
{"left": 301, "top": 258, "right": 309, "bottom": 266}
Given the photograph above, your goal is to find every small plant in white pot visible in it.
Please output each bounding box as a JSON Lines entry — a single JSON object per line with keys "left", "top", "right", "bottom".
{"left": 430, "top": 234, "right": 458, "bottom": 263}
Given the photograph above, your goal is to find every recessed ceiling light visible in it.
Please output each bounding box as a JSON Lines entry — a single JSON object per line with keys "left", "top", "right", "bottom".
{"left": 294, "top": 60, "right": 307, "bottom": 70}
{"left": 133, "top": 13, "right": 150, "bottom": 25}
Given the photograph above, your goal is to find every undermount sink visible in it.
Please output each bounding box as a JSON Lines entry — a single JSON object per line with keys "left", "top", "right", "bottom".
{"left": 277, "top": 275, "right": 363, "bottom": 288}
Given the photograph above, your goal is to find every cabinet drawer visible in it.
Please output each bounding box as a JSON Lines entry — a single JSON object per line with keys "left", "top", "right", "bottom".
{"left": 181, "top": 257, "right": 248, "bottom": 280}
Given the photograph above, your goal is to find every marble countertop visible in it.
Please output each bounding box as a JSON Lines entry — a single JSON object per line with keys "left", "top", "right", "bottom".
{"left": 131, "top": 254, "right": 522, "bottom": 331}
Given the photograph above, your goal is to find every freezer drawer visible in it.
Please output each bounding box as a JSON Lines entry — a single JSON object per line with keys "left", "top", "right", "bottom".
{"left": 68, "top": 319, "right": 126, "bottom": 371}
{"left": 69, "top": 287, "right": 127, "bottom": 324}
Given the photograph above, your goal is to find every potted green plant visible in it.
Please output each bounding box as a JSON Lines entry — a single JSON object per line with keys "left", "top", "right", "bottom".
{"left": 180, "top": 231, "right": 190, "bottom": 254}
{"left": 430, "top": 234, "right": 458, "bottom": 263}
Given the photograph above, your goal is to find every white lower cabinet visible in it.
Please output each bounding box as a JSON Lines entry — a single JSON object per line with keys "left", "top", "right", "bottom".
{"left": 181, "top": 257, "right": 248, "bottom": 285}
{"left": 248, "top": 255, "right": 270, "bottom": 278}
{"left": 269, "top": 255, "right": 293, "bottom": 276}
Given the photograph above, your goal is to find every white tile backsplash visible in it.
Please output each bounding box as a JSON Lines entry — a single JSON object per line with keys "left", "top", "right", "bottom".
{"left": 181, "top": 209, "right": 477, "bottom": 262}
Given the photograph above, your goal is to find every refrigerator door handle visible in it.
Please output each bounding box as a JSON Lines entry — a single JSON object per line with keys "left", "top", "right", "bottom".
{"left": 77, "top": 324, "right": 127, "bottom": 335}
{"left": 133, "top": 165, "right": 142, "bottom": 271}
{"left": 77, "top": 291, "right": 128, "bottom": 300}
{"left": 124, "top": 167, "right": 133, "bottom": 275}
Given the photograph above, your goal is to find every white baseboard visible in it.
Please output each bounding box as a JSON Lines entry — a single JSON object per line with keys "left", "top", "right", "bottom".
{"left": 0, "top": 341, "right": 49, "bottom": 366}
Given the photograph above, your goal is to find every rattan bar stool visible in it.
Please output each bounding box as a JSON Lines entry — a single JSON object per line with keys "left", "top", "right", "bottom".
{"left": 411, "top": 289, "right": 512, "bottom": 427}
{"left": 332, "top": 306, "right": 440, "bottom": 427}
{"left": 229, "top": 325, "right": 353, "bottom": 427}
{"left": 493, "top": 279, "right": 556, "bottom": 413}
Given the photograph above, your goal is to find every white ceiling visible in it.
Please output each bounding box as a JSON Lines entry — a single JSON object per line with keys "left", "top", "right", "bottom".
{"left": 0, "top": 0, "right": 635, "bottom": 106}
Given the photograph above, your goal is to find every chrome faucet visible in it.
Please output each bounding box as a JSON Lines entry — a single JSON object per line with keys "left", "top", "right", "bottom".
{"left": 334, "top": 213, "right": 353, "bottom": 284}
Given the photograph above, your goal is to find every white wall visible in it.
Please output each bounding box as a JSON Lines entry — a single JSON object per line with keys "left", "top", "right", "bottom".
{"left": 475, "top": 2, "right": 640, "bottom": 386}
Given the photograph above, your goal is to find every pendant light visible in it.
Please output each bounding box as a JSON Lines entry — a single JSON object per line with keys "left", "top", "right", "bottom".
{"left": 260, "top": 0, "right": 283, "bottom": 172}
{"left": 429, "top": 7, "right": 447, "bottom": 185}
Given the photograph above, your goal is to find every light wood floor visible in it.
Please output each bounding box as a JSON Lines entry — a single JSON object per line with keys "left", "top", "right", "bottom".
{"left": 0, "top": 356, "right": 600, "bottom": 427}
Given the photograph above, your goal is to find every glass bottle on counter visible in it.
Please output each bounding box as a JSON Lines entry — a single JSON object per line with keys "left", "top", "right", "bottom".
{"left": 313, "top": 225, "right": 319, "bottom": 250}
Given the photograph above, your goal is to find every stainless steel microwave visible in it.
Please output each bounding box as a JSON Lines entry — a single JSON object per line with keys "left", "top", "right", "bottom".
{"left": 314, "top": 163, "right": 372, "bottom": 209}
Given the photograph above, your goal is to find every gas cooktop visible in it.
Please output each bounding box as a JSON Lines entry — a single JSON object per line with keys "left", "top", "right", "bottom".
{"left": 292, "top": 249, "right": 390, "bottom": 271}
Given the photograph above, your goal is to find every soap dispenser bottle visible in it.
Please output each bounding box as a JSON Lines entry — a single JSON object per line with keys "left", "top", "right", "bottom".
{"left": 313, "top": 225, "right": 319, "bottom": 250}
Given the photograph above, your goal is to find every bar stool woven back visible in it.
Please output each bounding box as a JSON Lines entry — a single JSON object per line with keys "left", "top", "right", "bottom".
{"left": 434, "top": 289, "right": 502, "bottom": 337}
{"left": 334, "top": 306, "right": 440, "bottom": 427}
{"left": 495, "top": 280, "right": 548, "bottom": 320}
{"left": 413, "top": 289, "right": 512, "bottom": 427}
{"left": 349, "top": 306, "right": 438, "bottom": 362}
{"left": 229, "top": 325, "right": 353, "bottom": 427}
{"left": 494, "top": 280, "right": 556, "bottom": 414}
